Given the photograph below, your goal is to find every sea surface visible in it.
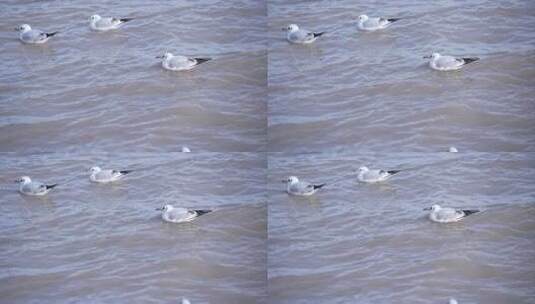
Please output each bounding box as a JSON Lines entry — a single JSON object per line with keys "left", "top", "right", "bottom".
{"left": 268, "top": 152, "right": 535, "bottom": 304}
{"left": 268, "top": 0, "right": 535, "bottom": 152}
{"left": 0, "top": 152, "right": 267, "bottom": 303}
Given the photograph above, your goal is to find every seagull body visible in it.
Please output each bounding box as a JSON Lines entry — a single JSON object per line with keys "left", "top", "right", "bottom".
{"left": 89, "top": 15, "right": 133, "bottom": 31}
{"left": 181, "top": 146, "right": 191, "bottom": 153}
{"left": 89, "top": 166, "right": 132, "bottom": 183}
{"left": 424, "top": 53, "right": 479, "bottom": 71}
{"left": 285, "top": 176, "right": 325, "bottom": 196}
{"left": 16, "top": 24, "right": 58, "bottom": 44}
{"left": 16, "top": 176, "right": 57, "bottom": 196}
{"left": 283, "top": 24, "right": 324, "bottom": 44}
{"left": 424, "top": 204, "right": 480, "bottom": 223}
{"left": 358, "top": 15, "right": 400, "bottom": 31}
{"left": 156, "top": 204, "right": 212, "bottom": 223}
{"left": 449, "top": 146, "right": 458, "bottom": 153}
{"left": 157, "top": 52, "right": 212, "bottom": 71}
{"left": 357, "top": 166, "right": 400, "bottom": 183}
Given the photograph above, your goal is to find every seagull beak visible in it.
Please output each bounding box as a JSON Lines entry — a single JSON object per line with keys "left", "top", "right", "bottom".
{"left": 281, "top": 27, "right": 287, "bottom": 31}
{"left": 14, "top": 27, "right": 19, "bottom": 31}
{"left": 423, "top": 55, "right": 431, "bottom": 59}
{"left": 423, "top": 207, "right": 431, "bottom": 211}
{"left": 155, "top": 55, "right": 164, "bottom": 59}
{"left": 281, "top": 179, "right": 287, "bottom": 183}
{"left": 155, "top": 207, "right": 163, "bottom": 211}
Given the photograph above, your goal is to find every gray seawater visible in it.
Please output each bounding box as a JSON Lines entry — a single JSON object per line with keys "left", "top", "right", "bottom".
{"left": 268, "top": 0, "right": 535, "bottom": 152}
{"left": 2, "top": 0, "right": 535, "bottom": 303}
{"left": 268, "top": 152, "right": 535, "bottom": 303}
{"left": 0, "top": 152, "right": 266, "bottom": 303}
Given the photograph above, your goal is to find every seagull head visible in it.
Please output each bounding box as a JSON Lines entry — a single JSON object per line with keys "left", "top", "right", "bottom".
{"left": 156, "top": 52, "right": 173, "bottom": 60}
{"left": 89, "top": 15, "right": 101, "bottom": 22}
{"left": 89, "top": 166, "right": 101, "bottom": 174}
{"left": 357, "top": 166, "right": 369, "bottom": 173}
{"left": 423, "top": 204, "right": 441, "bottom": 212}
{"left": 15, "top": 176, "right": 31, "bottom": 184}
{"left": 358, "top": 15, "right": 369, "bottom": 22}
{"left": 284, "top": 176, "right": 299, "bottom": 184}
{"left": 423, "top": 53, "right": 440, "bottom": 60}
{"left": 16, "top": 24, "right": 31, "bottom": 32}
{"left": 156, "top": 204, "right": 173, "bottom": 212}
{"left": 283, "top": 24, "right": 299, "bottom": 32}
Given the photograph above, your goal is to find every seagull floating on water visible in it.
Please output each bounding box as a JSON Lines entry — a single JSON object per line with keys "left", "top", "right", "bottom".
{"left": 89, "top": 166, "right": 132, "bottom": 183}
{"left": 424, "top": 53, "right": 479, "bottom": 71}
{"left": 156, "top": 52, "right": 212, "bottom": 71}
{"left": 284, "top": 176, "right": 325, "bottom": 196}
{"left": 449, "top": 298, "right": 458, "bottom": 304}
{"left": 89, "top": 14, "right": 133, "bottom": 31}
{"left": 181, "top": 146, "right": 191, "bottom": 153}
{"left": 156, "top": 204, "right": 212, "bottom": 223}
{"left": 449, "top": 146, "right": 458, "bottom": 153}
{"left": 182, "top": 298, "right": 191, "bottom": 304}
{"left": 357, "top": 166, "right": 401, "bottom": 183}
{"left": 15, "top": 176, "right": 57, "bottom": 196}
{"left": 357, "top": 15, "right": 401, "bottom": 31}
{"left": 283, "top": 24, "right": 325, "bottom": 44}
{"left": 424, "top": 204, "right": 480, "bottom": 223}
{"left": 15, "top": 24, "right": 58, "bottom": 44}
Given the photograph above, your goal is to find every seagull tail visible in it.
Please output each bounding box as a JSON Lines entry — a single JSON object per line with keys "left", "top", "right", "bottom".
{"left": 313, "top": 183, "right": 326, "bottom": 190}
{"left": 387, "top": 170, "right": 401, "bottom": 175}
{"left": 46, "top": 184, "right": 58, "bottom": 190}
{"left": 462, "top": 209, "right": 480, "bottom": 216}
{"left": 387, "top": 18, "right": 401, "bottom": 23}
{"left": 46, "top": 31, "right": 59, "bottom": 37}
{"left": 120, "top": 170, "right": 133, "bottom": 175}
{"left": 313, "top": 32, "right": 325, "bottom": 38}
{"left": 195, "top": 210, "right": 212, "bottom": 216}
{"left": 462, "top": 57, "right": 479, "bottom": 65}
{"left": 194, "top": 58, "right": 212, "bottom": 65}
{"left": 120, "top": 18, "right": 134, "bottom": 23}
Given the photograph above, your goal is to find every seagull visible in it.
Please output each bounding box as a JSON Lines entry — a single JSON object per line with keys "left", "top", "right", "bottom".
{"left": 449, "top": 146, "right": 458, "bottom": 153}
{"left": 15, "top": 24, "right": 58, "bottom": 44}
{"left": 357, "top": 15, "right": 401, "bottom": 31}
{"left": 423, "top": 53, "right": 479, "bottom": 71}
{"left": 424, "top": 204, "right": 480, "bottom": 223}
{"left": 15, "top": 176, "right": 57, "bottom": 196}
{"left": 284, "top": 176, "right": 325, "bottom": 196}
{"left": 449, "top": 299, "right": 458, "bottom": 304}
{"left": 156, "top": 52, "right": 212, "bottom": 71}
{"left": 156, "top": 204, "right": 212, "bottom": 223}
{"left": 283, "top": 24, "right": 325, "bottom": 44}
{"left": 89, "top": 14, "right": 133, "bottom": 31}
{"left": 89, "top": 166, "right": 132, "bottom": 183}
{"left": 181, "top": 146, "right": 191, "bottom": 153}
{"left": 357, "top": 166, "right": 401, "bottom": 183}
{"left": 182, "top": 298, "right": 191, "bottom": 304}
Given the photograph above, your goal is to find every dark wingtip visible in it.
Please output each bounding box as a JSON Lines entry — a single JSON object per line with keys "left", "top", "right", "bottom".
{"left": 387, "top": 18, "right": 401, "bottom": 23}
{"left": 462, "top": 57, "right": 479, "bottom": 65}
{"left": 120, "top": 18, "right": 134, "bottom": 23}
{"left": 194, "top": 58, "right": 212, "bottom": 65}
{"left": 387, "top": 170, "right": 401, "bottom": 175}
{"left": 462, "top": 209, "right": 480, "bottom": 216}
{"left": 313, "top": 32, "right": 325, "bottom": 38}
{"left": 46, "top": 184, "right": 58, "bottom": 189}
{"left": 46, "top": 31, "right": 59, "bottom": 37}
{"left": 120, "top": 170, "right": 133, "bottom": 175}
{"left": 313, "top": 183, "right": 326, "bottom": 190}
{"left": 195, "top": 210, "right": 212, "bottom": 216}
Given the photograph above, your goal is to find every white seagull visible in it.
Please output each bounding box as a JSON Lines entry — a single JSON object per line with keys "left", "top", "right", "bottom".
{"left": 284, "top": 176, "right": 325, "bottom": 196}
{"left": 89, "top": 14, "right": 133, "bottom": 31}
{"left": 89, "top": 166, "right": 132, "bottom": 183}
{"left": 156, "top": 204, "right": 212, "bottom": 223}
{"left": 449, "top": 146, "right": 458, "bottom": 153}
{"left": 357, "top": 166, "right": 401, "bottom": 183}
{"left": 15, "top": 176, "right": 57, "bottom": 196}
{"left": 182, "top": 298, "right": 191, "bottom": 304}
{"left": 15, "top": 24, "right": 58, "bottom": 44}
{"left": 449, "top": 298, "right": 458, "bottom": 304}
{"left": 283, "top": 24, "right": 325, "bottom": 44}
{"left": 156, "top": 52, "right": 212, "bottom": 71}
{"left": 357, "top": 15, "right": 401, "bottom": 31}
{"left": 424, "top": 53, "right": 479, "bottom": 71}
{"left": 181, "top": 146, "right": 191, "bottom": 153}
{"left": 424, "top": 204, "right": 480, "bottom": 223}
